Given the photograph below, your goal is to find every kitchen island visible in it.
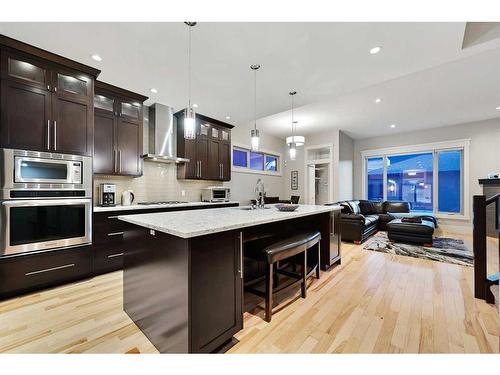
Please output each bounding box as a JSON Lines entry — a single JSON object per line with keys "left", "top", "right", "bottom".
{"left": 118, "top": 204, "right": 341, "bottom": 353}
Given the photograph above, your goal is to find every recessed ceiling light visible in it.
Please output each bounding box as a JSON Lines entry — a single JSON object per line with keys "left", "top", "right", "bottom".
{"left": 390, "top": 124, "right": 396, "bottom": 128}
{"left": 225, "top": 116, "right": 231, "bottom": 120}
{"left": 496, "top": 106, "right": 500, "bottom": 110}
{"left": 150, "top": 88, "right": 158, "bottom": 93}
{"left": 375, "top": 98, "right": 382, "bottom": 103}
{"left": 369, "top": 46, "right": 382, "bottom": 55}
{"left": 91, "top": 54, "right": 102, "bottom": 62}
{"left": 192, "top": 103, "right": 198, "bottom": 108}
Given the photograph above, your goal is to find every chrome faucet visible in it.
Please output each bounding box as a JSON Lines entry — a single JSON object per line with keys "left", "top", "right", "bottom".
{"left": 255, "top": 178, "right": 266, "bottom": 208}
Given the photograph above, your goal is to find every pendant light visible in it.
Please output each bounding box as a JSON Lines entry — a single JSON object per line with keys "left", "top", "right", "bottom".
{"left": 250, "top": 64, "right": 261, "bottom": 151}
{"left": 288, "top": 91, "right": 297, "bottom": 160}
{"left": 184, "top": 22, "right": 197, "bottom": 140}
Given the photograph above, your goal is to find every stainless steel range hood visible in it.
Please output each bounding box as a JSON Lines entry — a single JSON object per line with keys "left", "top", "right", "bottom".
{"left": 142, "top": 103, "right": 190, "bottom": 164}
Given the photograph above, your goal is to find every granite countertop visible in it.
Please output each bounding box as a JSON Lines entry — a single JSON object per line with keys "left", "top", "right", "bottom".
{"left": 118, "top": 204, "right": 342, "bottom": 239}
{"left": 93, "top": 201, "right": 239, "bottom": 212}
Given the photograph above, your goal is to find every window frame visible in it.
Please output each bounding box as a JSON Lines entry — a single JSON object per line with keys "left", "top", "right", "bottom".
{"left": 231, "top": 143, "right": 282, "bottom": 176}
{"left": 361, "top": 139, "right": 470, "bottom": 220}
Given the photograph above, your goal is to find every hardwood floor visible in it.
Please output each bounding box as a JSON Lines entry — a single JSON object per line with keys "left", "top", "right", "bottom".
{"left": 0, "top": 231, "right": 497, "bottom": 353}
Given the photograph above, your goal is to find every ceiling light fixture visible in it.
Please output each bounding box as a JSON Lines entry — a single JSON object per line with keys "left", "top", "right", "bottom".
{"left": 183, "top": 22, "right": 197, "bottom": 140}
{"left": 496, "top": 106, "right": 500, "bottom": 110}
{"left": 390, "top": 124, "right": 396, "bottom": 128}
{"left": 250, "top": 64, "right": 261, "bottom": 151}
{"left": 369, "top": 46, "right": 382, "bottom": 55}
{"left": 225, "top": 116, "right": 231, "bottom": 120}
{"left": 287, "top": 91, "right": 301, "bottom": 161}
{"left": 286, "top": 121, "right": 305, "bottom": 146}
{"left": 192, "top": 103, "right": 198, "bottom": 108}
{"left": 91, "top": 54, "right": 102, "bottom": 62}
{"left": 150, "top": 88, "right": 158, "bottom": 93}
{"left": 375, "top": 98, "right": 382, "bottom": 103}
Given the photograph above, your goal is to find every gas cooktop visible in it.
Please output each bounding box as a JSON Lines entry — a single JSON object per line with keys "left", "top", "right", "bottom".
{"left": 137, "top": 201, "right": 189, "bottom": 205}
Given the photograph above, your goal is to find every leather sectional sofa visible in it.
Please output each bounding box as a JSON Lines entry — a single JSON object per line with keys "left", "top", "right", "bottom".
{"left": 336, "top": 200, "right": 437, "bottom": 244}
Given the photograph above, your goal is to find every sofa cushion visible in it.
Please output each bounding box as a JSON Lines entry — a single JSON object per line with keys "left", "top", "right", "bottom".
{"left": 378, "top": 213, "right": 395, "bottom": 224}
{"left": 384, "top": 201, "right": 410, "bottom": 213}
{"left": 364, "top": 215, "right": 380, "bottom": 226}
{"left": 358, "top": 200, "right": 375, "bottom": 215}
{"left": 347, "top": 201, "right": 361, "bottom": 215}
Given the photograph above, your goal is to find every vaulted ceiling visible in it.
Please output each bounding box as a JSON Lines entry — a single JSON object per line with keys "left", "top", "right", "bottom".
{"left": 2, "top": 22, "right": 499, "bottom": 139}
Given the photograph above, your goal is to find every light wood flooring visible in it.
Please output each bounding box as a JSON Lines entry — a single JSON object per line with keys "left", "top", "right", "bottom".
{"left": 0, "top": 231, "right": 498, "bottom": 353}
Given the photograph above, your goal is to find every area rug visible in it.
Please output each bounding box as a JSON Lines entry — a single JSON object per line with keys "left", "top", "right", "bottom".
{"left": 363, "top": 231, "right": 473, "bottom": 266}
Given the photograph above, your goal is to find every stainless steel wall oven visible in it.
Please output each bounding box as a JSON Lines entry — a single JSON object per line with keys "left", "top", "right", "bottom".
{"left": 0, "top": 149, "right": 92, "bottom": 256}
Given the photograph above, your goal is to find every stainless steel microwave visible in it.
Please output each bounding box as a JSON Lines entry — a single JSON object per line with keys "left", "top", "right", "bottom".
{"left": 201, "top": 187, "right": 230, "bottom": 202}
{"left": 0, "top": 148, "right": 92, "bottom": 199}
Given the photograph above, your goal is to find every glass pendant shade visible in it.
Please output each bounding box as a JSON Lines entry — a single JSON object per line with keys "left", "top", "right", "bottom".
{"left": 250, "top": 128, "right": 260, "bottom": 151}
{"left": 289, "top": 142, "right": 297, "bottom": 160}
{"left": 286, "top": 135, "right": 305, "bottom": 146}
{"left": 184, "top": 108, "right": 196, "bottom": 140}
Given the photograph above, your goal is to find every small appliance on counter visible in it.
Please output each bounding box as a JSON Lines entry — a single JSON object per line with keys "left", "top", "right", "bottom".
{"left": 99, "top": 183, "right": 116, "bottom": 207}
{"left": 201, "top": 186, "right": 230, "bottom": 202}
{"left": 121, "top": 190, "right": 135, "bottom": 206}
{"left": 487, "top": 173, "right": 500, "bottom": 179}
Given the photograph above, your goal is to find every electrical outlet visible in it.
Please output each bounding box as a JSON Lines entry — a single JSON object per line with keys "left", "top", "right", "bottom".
{"left": 181, "top": 190, "right": 186, "bottom": 197}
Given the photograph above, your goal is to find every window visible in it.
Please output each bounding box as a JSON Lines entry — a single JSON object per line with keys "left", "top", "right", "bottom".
{"left": 232, "top": 148, "right": 247, "bottom": 168}
{"left": 232, "top": 146, "right": 280, "bottom": 174}
{"left": 438, "top": 150, "right": 462, "bottom": 213}
{"left": 387, "top": 153, "right": 433, "bottom": 212}
{"left": 265, "top": 155, "right": 277, "bottom": 171}
{"left": 367, "top": 157, "right": 384, "bottom": 201}
{"left": 250, "top": 152, "right": 264, "bottom": 170}
{"left": 363, "top": 140, "right": 468, "bottom": 217}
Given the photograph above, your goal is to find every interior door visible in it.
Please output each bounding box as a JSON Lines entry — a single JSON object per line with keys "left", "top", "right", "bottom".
{"left": 0, "top": 80, "right": 51, "bottom": 152}
{"left": 307, "top": 164, "right": 316, "bottom": 205}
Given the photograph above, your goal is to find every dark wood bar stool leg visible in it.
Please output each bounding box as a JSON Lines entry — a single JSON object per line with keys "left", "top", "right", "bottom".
{"left": 301, "top": 249, "right": 307, "bottom": 298}
{"left": 265, "top": 262, "right": 274, "bottom": 322}
{"left": 316, "top": 242, "right": 321, "bottom": 279}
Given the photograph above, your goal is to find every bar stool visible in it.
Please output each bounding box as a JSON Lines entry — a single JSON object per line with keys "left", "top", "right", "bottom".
{"left": 246, "top": 231, "right": 321, "bottom": 322}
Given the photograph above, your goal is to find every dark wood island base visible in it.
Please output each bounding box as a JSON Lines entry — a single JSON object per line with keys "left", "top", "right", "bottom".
{"left": 121, "top": 209, "right": 340, "bottom": 353}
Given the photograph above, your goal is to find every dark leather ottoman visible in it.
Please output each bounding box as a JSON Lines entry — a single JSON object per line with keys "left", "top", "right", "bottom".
{"left": 386, "top": 219, "right": 435, "bottom": 245}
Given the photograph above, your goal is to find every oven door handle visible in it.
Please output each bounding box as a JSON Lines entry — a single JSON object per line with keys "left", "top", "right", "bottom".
{"left": 1, "top": 198, "right": 92, "bottom": 207}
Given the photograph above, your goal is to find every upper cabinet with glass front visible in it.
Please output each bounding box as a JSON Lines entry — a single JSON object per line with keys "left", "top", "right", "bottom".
{"left": 53, "top": 68, "right": 92, "bottom": 101}
{"left": 0, "top": 35, "right": 101, "bottom": 155}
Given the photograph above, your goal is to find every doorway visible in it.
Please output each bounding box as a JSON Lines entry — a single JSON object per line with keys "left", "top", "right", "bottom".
{"left": 305, "top": 145, "right": 333, "bottom": 205}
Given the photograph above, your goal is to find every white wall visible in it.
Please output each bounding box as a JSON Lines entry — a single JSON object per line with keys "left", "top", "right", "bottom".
{"left": 338, "top": 130, "right": 354, "bottom": 201}
{"left": 224, "top": 123, "right": 287, "bottom": 204}
{"left": 353, "top": 117, "right": 500, "bottom": 233}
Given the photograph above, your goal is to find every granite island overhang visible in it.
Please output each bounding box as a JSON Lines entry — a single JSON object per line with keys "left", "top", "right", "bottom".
{"left": 118, "top": 204, "right": 342, "bottom": 353}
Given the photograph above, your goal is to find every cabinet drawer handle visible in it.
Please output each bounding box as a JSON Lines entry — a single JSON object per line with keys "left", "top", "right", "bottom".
{"left": 107, "top": 231, "right": 124, "bottom": 236}
{"left": 25, "top": 263, "right": 75, "bottom": 276}
{"left": 107, "top": 253, "right": 124, "bottom": 258}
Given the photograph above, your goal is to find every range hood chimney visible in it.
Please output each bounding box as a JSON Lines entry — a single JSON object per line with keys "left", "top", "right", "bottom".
{"left": 142, "top": 103, "right": 190, "bottom": 164}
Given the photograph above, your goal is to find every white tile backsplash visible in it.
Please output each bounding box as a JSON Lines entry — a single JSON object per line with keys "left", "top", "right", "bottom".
{"left": 93, "top": 162, "right": 222, "bottom": 205}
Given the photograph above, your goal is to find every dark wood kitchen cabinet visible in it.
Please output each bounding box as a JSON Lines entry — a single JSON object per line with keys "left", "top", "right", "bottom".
{"left": 0, "top": 35, "right": 100, "bottom": 155}
{"left": 176, "top": 110, "right": 233, "bottom": 181}
{"left": 93, "top": 81, "right": 147, "bottom": 176}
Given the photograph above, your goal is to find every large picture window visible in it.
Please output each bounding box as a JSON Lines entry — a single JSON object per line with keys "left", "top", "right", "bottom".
{"left": 363, "top": 140, "right": 468, "bottom": 217}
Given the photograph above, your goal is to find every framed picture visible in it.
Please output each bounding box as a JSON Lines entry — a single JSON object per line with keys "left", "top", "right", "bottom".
{"left": 291, "top": 170, "right": 299, "bottom": 190}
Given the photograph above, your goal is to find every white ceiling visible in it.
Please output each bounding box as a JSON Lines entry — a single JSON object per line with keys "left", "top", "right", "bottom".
{"left": 1, "top": 22, "right": 500, "bottom": 139}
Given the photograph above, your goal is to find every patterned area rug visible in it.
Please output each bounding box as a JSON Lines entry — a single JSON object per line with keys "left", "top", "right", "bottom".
{"left": 363, "top": 231, "right": 474, "bottom": 266}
